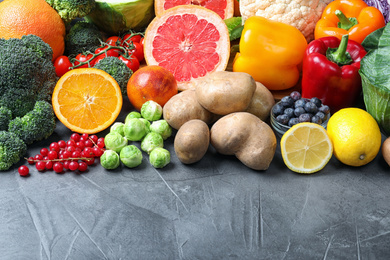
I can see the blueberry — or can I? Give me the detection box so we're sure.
[276,114,289,125]
[280,96,294,107]
[284,107,294,118]
[319,105,330,114]
[294,98,307,108]
[304,102,318,114]
[294,107,306,117]
[272,103,284,116]
[288,117,300,127]
[290,91,301,101]
[298,113,312,122]
[310,97,322,107]
[315,111,326,121]
[311,115,322,124]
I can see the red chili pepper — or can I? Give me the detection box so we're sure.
[301,35,367,113]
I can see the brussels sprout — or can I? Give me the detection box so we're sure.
[110,122,125,136]
[104,132,128,153]
[139,118,151,132]
[140,100,163,121]
[120,145,143,168]
[150,120,172,140]
[100,150,120,170]
[125,111,142,124]
[141,132,164,154]
[149,147,170,168]
[124,118,148,141]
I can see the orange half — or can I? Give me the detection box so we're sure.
[52,68,123,134]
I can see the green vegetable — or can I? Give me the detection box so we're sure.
[150,120,172,140]
[125,111,142,124]
[139,118,151,134]
[120,145,143,168]
[65,20,103,56]
[0,107,12,131]
[224,17,244,41]
[100,149,120,169]
[45,0,96,23]
[141,132,164,154]
[0,35,57,118]
[149,147,170,168]
[8,101,57,145]
[359,24,390,135]
[104,132,128,153]
[110,122,125,136]
[124,118,148,141]
[85,0,155,35]
[0,131,27,171]
[94,56,132,95]
[140,101,163,121]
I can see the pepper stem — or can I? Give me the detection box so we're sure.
[326,34,353,66]
[336,10,358,31]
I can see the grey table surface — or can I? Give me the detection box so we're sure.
[0,96,389,260]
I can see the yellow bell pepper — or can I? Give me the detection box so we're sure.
[233,16,308,91]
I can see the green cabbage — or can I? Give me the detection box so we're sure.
[85,0,155,35]
[360,24,390,135]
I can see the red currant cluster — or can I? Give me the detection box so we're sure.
[18,133,105,176]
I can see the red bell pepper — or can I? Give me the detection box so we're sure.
[301,34,367,113]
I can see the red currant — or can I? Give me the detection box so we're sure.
[48,150,58,160]
[76,141,85,150]
[58,140,67,149]
[50,142,60,152]
[63,160,70,170]
[68,161,79,171]
[72,150,81,159]
[34,154,43,161]
[85,157,95,165]
[35,161,46,171]
[45,161,53,170]
[89,135,98,143]
[70,133,81,142]
[66,145,76,153]
[40,148,49,157]
[84,139,93,147]
[66,139,76,147]
[78,161,88,172]
[81,133,89,140]
[93,146,104,157]
[53,162,64,173]
[27,157,35,165]
[83,147,94,157]
[18,165,29,177]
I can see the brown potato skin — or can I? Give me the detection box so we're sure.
[210,112,276,170]
[174,120,210,164]
[163,89,215,130]
[382,137,390,166]
[246,82,275,121]
[195,71,256,115]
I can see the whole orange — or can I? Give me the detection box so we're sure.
[0,0,66,61]
[127,65,178,111]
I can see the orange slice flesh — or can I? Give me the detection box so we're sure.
[52,68,123,134]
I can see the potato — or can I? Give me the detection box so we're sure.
[174,120,210,164]
[195,71,256,115]
[210,112,276,170]
[382,137,390,166]
[245,82,275,121]
[163,89,215,130]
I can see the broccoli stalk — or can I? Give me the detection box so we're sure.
[45,0,96,23]
[0,131,27,171]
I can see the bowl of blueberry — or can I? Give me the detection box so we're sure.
[271,91,331,137]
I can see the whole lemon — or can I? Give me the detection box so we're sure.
[327,108,381,166]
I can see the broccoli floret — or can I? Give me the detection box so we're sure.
[65,20,103,56]
[0,131,27,171]
[0,35,58,118]
[0,107,12,131]
[45,0,96,23]
[94,56,132,95]
[8,101,56,145]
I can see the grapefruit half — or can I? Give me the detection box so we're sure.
[144,5,230,91]
[154,0,234,20]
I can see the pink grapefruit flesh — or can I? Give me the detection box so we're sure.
[155,0,234,20]
[144,5,230,90]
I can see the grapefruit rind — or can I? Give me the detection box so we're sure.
[154,0,234,20]
[144,5,230,90]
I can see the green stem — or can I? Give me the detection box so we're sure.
[336,10,358,31]
[326,34,353,66]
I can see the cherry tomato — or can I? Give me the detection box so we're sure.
[140,37,144,46]
[91,46,121,66]
[122,33,142,47]
[128,42,144,62]
[74,53,93,68]
[53,55,73,77]
[118,55,140,72]
[92,55,106,66]
[105,36,121,46]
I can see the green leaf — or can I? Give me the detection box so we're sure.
[224,17,243,41]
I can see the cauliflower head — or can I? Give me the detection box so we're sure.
[240,0,334,41]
